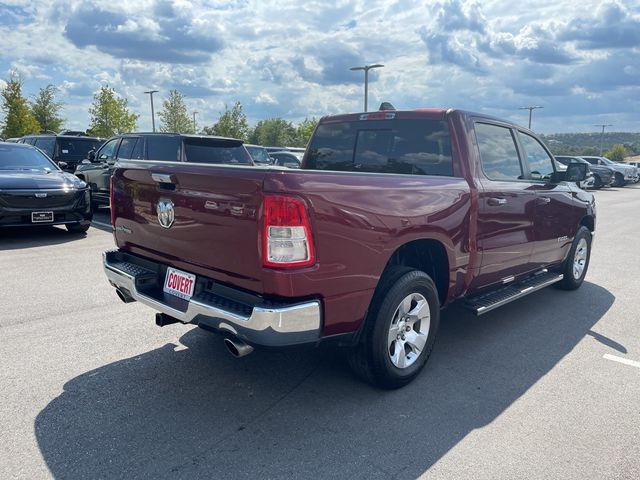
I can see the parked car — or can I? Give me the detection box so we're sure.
[0,142,92,231]
[103,107,595,389]
[269,151,301,168]
[581,156,638,186]
[555,155,613,188]
[75,133,253,208]
[18,133,104,173]
[4,137,21,143]
[244,144,272,165]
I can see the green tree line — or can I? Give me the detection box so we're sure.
[1,75,317,146]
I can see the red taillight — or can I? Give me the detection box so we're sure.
[262,195,315,268]
[109,175,116,226]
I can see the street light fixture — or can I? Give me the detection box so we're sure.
[350,64,384,112]
[519,105,543,129]
[595,124,613,156]
[193,111,198,133]
[143,90,159,132]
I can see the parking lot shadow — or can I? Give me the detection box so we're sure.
[0,226,86,250]
[35,282,614,479]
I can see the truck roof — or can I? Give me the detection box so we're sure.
[319,108,529,131]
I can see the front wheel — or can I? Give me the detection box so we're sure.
[593,175,603,189]
[614,172,625,187]
[348,268,440,389]
[557,226,592,290]
[66,222,90,234]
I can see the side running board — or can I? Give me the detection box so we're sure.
[464,270,564,316]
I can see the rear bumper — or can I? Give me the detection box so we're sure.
[103,250,322,347]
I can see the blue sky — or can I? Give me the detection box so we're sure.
[0,0,638,134]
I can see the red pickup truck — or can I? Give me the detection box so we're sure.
[103,108,595,388]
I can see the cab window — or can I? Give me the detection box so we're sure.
[518,132,555,180]
[475,123,523,181]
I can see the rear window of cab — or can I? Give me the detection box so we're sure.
[306,119,453,176]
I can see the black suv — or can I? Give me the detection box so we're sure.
[19,133,104,173]
[74,133,253,207]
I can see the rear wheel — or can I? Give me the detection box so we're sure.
[348,268,440,389]
[557,226,591,290]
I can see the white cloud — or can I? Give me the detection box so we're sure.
[254,93,277,105]
[0,0,637,133]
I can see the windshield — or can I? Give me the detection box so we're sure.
[572,157,590,164]
[599,157,615,165]
[0,145,58,171]
[245,146,271,164]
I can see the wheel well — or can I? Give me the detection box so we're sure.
[383,240,449,304]
[580,215,594,232]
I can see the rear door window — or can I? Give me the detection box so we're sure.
[146,136,181,161]
[475,123,523,181]
[183,138,252,164]
[116,137,138,159]
[306,119,453,176]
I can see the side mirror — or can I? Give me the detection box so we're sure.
[87,150,96,161]
[81,159,91,165]
[58,161,68,170]
[566,163,588,182]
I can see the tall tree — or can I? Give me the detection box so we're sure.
[158,90,193,134]
[202,101,249,140]
[248,118,296,146]
[87,86,138,137]
[0,73,40,138]
[294,117,318,147]
[31,85,64,133]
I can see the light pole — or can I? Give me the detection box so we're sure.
[350,64,384,112]
[143,90,158,132]
[519,105,543,129]
[595,124,613,156]
[192,111,198,133]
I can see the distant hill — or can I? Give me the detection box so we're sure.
[540,132,640,156]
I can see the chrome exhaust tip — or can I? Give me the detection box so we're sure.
[115,287,135,303]
[224,337,254,358]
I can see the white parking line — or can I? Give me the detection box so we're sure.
[603,353,640,369]
[92,220,113,230]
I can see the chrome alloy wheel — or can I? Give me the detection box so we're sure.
[573,238,588,280]
[387,293,431,369]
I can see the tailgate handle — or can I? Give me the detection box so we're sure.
[151,173,175,184]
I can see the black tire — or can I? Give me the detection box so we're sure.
[593,175,603,189]
[348,267,440,389]
[614,172,625,187]
[556,226,591,290]
[66,222,90,234]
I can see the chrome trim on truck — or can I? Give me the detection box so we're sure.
[102,250,322,347]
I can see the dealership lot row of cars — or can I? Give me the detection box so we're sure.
[0,130,638,231]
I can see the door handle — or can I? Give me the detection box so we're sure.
[151,173,174,184]
[537,196,551,205]
[488,197,507,206]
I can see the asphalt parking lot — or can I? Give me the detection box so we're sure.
[1,187,639,480]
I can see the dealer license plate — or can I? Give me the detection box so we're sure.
[31,211,54,223]
[163,267,196,300]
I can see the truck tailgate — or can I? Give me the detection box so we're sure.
[112,161,267,293]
